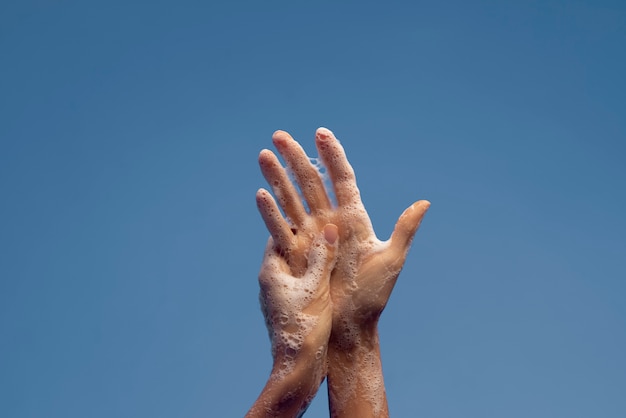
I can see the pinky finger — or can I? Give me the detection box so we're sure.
[256,188,294,251]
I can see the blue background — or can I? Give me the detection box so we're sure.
[1,1,625,417]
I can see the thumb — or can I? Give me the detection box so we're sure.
[389,200,430,255]
[305,224,339,279]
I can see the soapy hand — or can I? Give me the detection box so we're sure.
[256,224,338,364]
[248,127,429,417]
[264,128,429,417]
[267,128,430,335]
[246,183,338,417]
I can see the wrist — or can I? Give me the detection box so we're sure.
[329,315,379,354]
[271,340,328,381]
[246,345,327,418]
[268,313,330,370]
[327,325,389,418]
[257,346,326,418]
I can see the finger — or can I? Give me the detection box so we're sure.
[315,127,363,208]
[305,224,339,281]
[272,130,332,214]
[389,200,430,255]
[256,188,295,251]
[259,149,308,226]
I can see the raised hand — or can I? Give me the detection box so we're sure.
[314,128,430,330]
[246,186,338,417]
[265,128,430,417]
[257,224,338,370]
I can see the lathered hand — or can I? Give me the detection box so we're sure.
[265,128,429,417]
[246,142,339,417]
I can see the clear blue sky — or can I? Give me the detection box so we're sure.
[1,1,625,417]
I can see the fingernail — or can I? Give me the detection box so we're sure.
[272,130,292,147]
[323,224,338,244]
[316,127,333,141]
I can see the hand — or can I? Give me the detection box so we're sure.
[314,128,430,340]
[266,128,430,417]
[257,225,338,368]
[246,160,339,417]
[268,128,429,337]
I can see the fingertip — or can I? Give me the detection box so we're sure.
[272,130,293,147]
[259,148,272,160]
[316,127,335,141]
[256,187,269,198]
[258,149,275,169]
[414,199,431,213]
[256,188,272,208]
[315,126,334,137]
[323,223,338,245]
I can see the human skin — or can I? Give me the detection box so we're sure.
[259,128,430,417]
[245,207,339,416]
